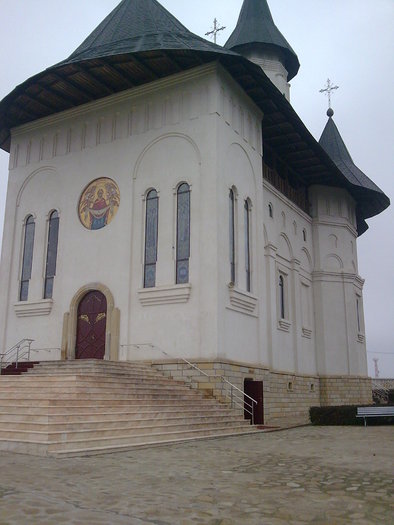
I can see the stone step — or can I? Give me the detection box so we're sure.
[0,399,226,414]
[0,419,252,442]
[0,407,236,424]
[0,427,261,457]
[26,366,165,375]
[0,383,192,395]
[0,398,219,414]
[0,374,180,385]
[0,359,253,456]
[0,414,246,432]
[0,390,204,400]
[28,361,162,373]
[47,425,258,453]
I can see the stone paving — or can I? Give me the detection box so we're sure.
[0,426,393,524]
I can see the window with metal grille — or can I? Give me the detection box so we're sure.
[44,211,59,299]
[20,215,35,301]
[176,183,190,284]
[144,190,159,288]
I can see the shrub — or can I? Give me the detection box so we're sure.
[309,405,361,425]
[309,405,394,426]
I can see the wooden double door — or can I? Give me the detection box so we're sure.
[76,291,107,360]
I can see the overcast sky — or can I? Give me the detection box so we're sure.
[0,0,393,377]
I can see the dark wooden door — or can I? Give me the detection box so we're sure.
[244,379,264,425]
[76,291,107,360]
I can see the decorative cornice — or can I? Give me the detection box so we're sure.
[138,284,191,306]
[14,299,53,317]
[312,217,357,237]
[313,270,365,287]
[11,64,218,138]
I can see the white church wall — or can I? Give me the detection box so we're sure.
[263,180,317,375]
[214,67,264,366]
[0,60,369,388]
[0,63,266,363]
[309,185,367,377]
[1,65,221,357]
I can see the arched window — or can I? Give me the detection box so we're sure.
[20,215,35,301]
[144,189,159,288]
[279,275,285,319]
[268,203,273,218]
[303,229,307,242]
[176,183,190,284]
[229,189,236,283]
[244,199,251,292]
[44,211,60,299]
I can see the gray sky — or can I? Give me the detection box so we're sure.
[0,0,393,377]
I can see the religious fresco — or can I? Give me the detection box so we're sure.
[79,178,120,230]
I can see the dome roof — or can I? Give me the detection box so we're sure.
[225,0,300,81]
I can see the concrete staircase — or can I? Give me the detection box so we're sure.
[0,360,258,457]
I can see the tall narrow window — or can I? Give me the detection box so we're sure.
[356,298,361,333]
[229,189,236,283]
[279,275,285,319]
[44,211,59,299]
[20,215,35,301]
[244,200,251,292]
[144,189,159,288]
[176,183,190,284]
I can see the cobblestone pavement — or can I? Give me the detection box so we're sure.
[0,426,393,525]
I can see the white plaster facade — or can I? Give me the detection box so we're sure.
[0,62,370,419]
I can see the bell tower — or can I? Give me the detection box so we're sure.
[225,0,300,101]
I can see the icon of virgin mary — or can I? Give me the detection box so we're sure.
[79,178,120,230]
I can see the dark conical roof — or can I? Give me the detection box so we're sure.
[319,113,390,233]
[63,0,227,63]
[225,0,300,81]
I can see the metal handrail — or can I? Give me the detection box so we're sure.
[0,339,34,373]
[122,342,258,424]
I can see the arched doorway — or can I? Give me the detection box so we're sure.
[76,291,107,359]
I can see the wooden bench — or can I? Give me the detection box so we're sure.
[357,406,394,426]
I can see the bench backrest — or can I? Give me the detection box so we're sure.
[357,406,394,416]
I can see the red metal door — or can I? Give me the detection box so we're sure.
[76,291,107,360]
[244,379,264,425]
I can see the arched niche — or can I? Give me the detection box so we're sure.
[277,233,293,261]
[324,254,344,271]
[62,283,120,362]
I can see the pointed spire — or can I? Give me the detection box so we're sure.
[319,113,384,195]
[225,0,299,80]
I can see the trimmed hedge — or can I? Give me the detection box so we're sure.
[309,405,394,426]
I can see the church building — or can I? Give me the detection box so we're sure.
[0,0,389,426]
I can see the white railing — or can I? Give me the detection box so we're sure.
[0,339,34,373]
[122,343,258,424]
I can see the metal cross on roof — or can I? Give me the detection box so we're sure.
[319,79,339,109]
[205,18,226,44]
